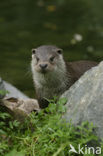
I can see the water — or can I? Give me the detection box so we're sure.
[0,0,103,97]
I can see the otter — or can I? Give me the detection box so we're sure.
[31,45,98,108]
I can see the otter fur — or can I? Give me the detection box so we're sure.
[31,45,98,108]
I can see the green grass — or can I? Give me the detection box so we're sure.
[0,98,102,156]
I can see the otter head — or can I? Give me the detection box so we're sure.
[31,45,63,74]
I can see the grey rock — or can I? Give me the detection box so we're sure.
[5,81,29,99]
[0,78,5,98]
[0,77,29,99]
[3,81,29,99]
[0,78,40,121]
[62,61,103,138]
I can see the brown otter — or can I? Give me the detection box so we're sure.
[31,45,98,108]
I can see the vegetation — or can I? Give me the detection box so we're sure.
[0,1,103,155]
[0,90,9,97]
[0,98,102,156]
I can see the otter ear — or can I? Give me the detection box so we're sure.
[32,49,36,55]
[57,48,63,54]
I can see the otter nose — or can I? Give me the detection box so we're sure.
[39,64,48,69]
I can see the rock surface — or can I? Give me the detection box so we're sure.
[0,78,5,98]
[4,81,29,99]
[0,77,28,99]
[0,78,40,121]
[62,61,103,138]
[0,98,40,121]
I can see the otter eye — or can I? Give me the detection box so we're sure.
[57,49,63,54]
[50,56,55,62]
[32,49,36,55]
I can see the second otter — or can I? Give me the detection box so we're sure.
[31,45,97,108]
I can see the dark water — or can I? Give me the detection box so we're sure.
[0,0,103,97]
